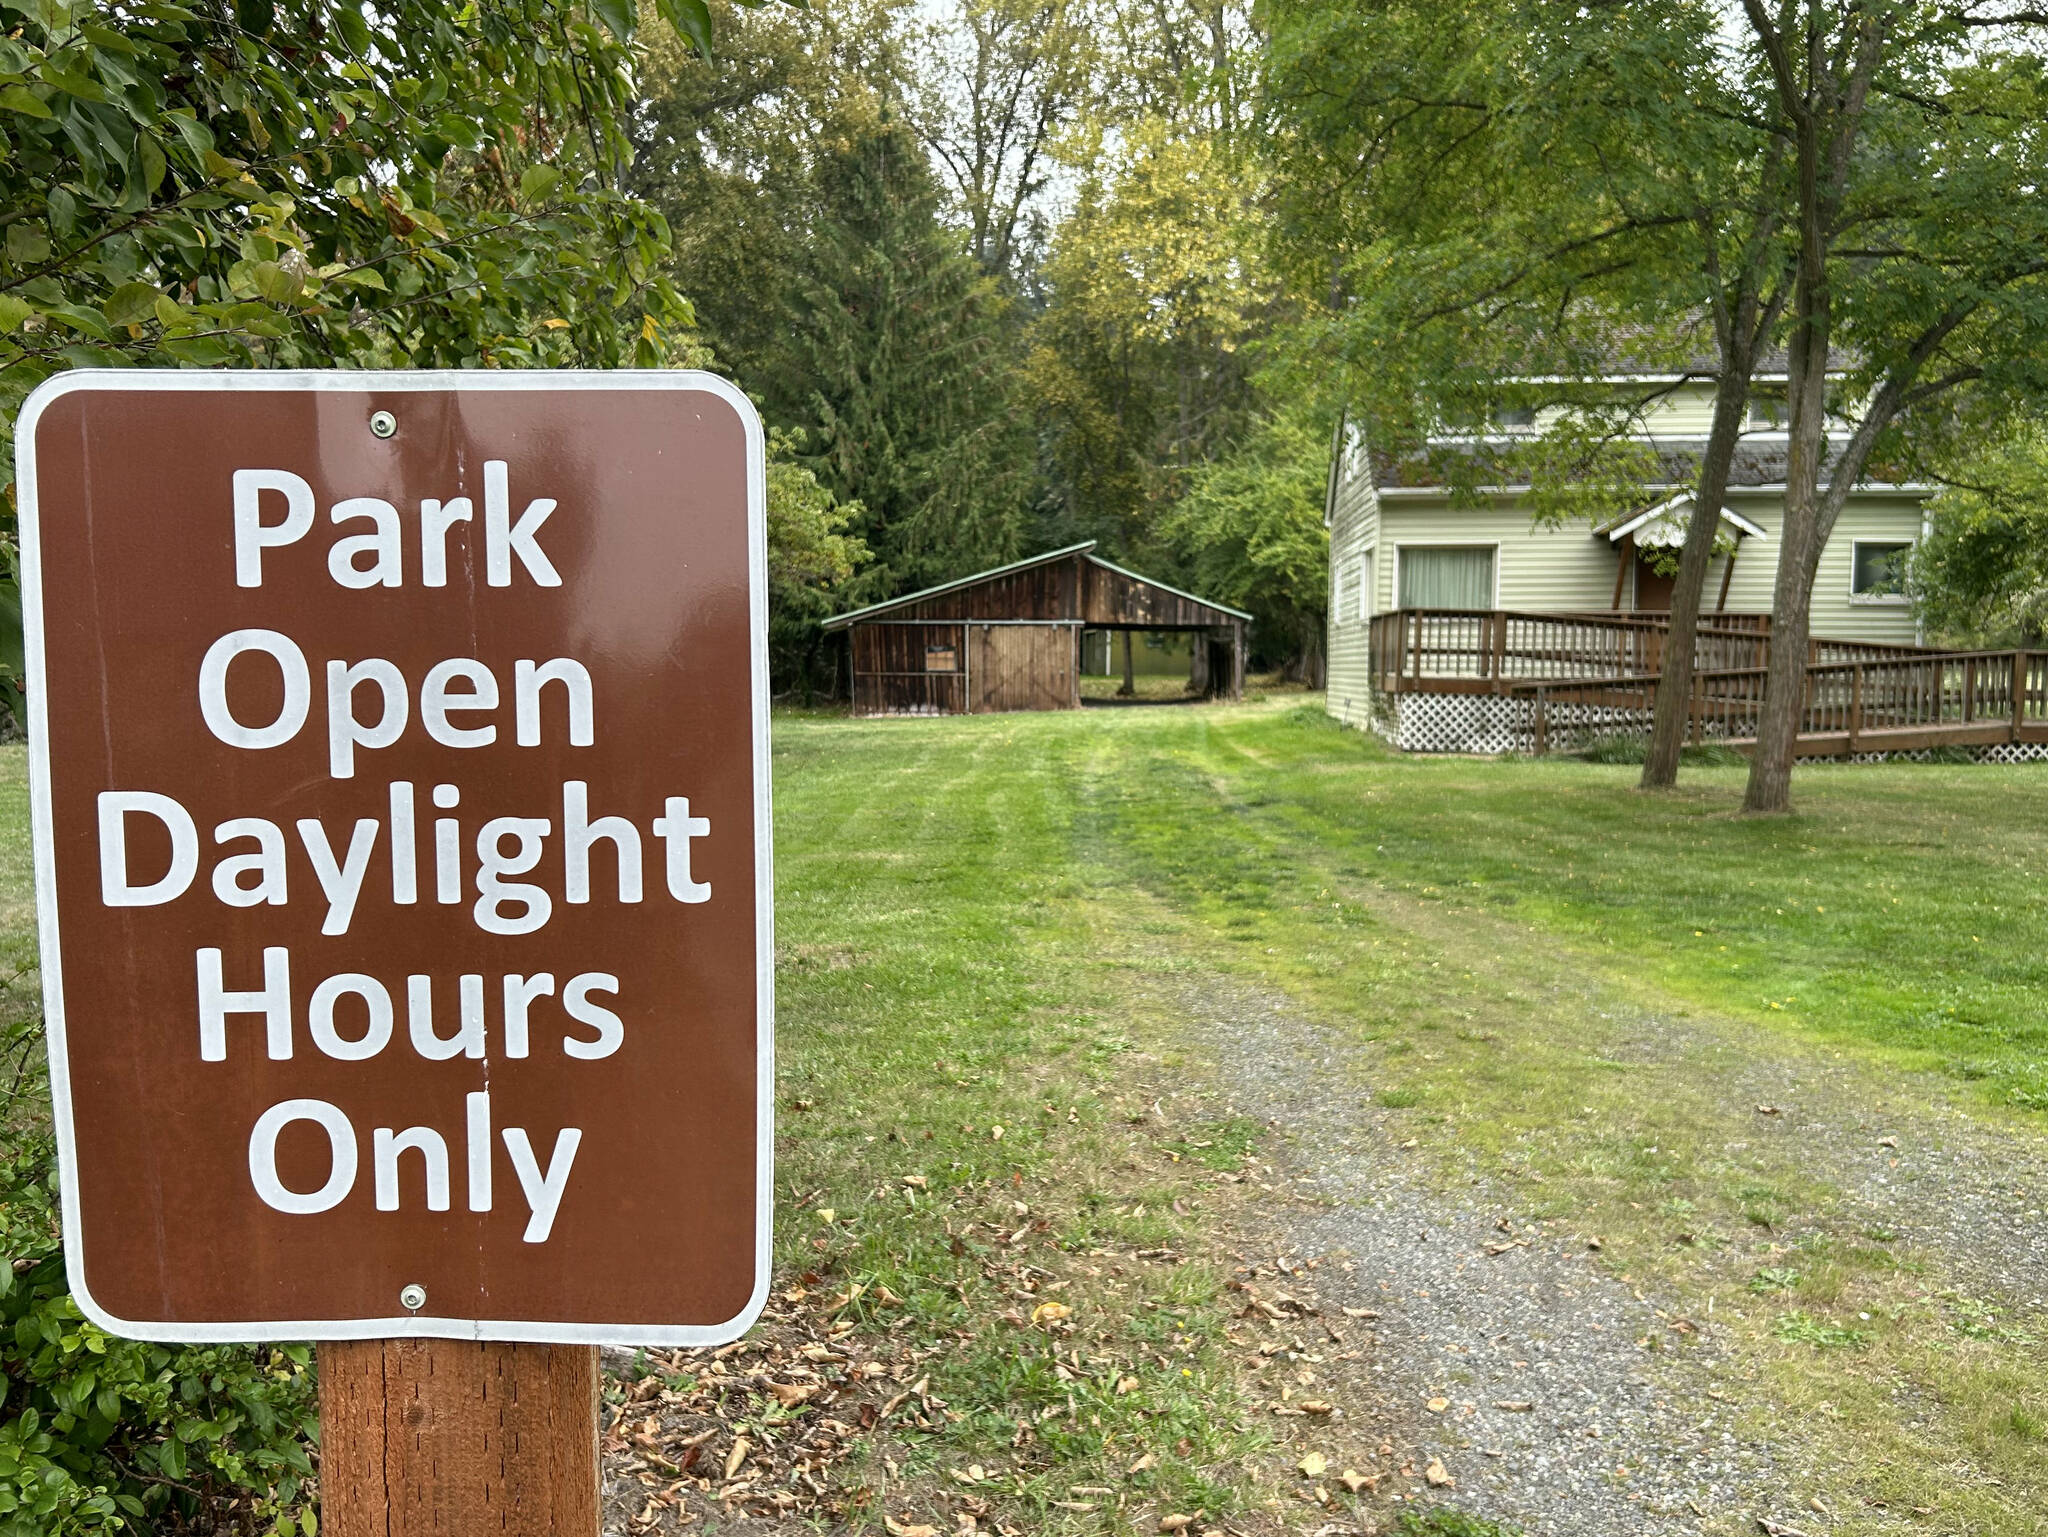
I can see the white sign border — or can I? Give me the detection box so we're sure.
[17,368,774,1348]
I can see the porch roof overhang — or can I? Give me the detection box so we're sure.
[1594,495,1767,549]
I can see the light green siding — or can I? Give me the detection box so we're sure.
[1373,498,1622,614]
[1324,424,1380,727]
[1365,488,1924,645]
[1325,467,1927,728]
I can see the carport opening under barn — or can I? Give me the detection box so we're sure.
[824,542,1251,716]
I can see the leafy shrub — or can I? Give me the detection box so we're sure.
[1771,1309,1870,1350]
[1573,733,1647,764]
[0,1135,317,1535]
[1390,1508,1519,1535]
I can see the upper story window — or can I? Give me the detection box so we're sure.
[1492,405,1536,429]
[1342,420,1369,482]
[1850,540,1912,601]
[1747,394,1786,428]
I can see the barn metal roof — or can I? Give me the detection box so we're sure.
[820,542,1252,629]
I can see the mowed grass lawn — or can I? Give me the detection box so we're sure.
[771,703,2048,1533]
[5,702,2045,1534]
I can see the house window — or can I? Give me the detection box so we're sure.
[1850,540,1911,601]
[1493,405,1536,429]
[925,644,958,672]
[1748,395,1786,428]
[1343,420,1368,481]
[1398,546,1494,609]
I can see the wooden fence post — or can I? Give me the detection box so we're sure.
[320,1341,601,1537]
[1533,687,1548,757]
[1490,612,1508,692]
[2014,651,2028,738]
[1849,664,1863,753]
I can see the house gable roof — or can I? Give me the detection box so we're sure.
[1595,496,1768,545]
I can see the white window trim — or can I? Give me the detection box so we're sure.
[1847,537,1914,605]
[1358,548,1375,624]
[1392,541,1502,610]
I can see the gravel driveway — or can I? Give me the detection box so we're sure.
[1166,942,2048,1537]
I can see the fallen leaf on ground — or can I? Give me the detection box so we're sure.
[1339,1469,1376,1493]
[1425,1459,1454,1488]
[1030,1301,1071,1325]
[885,1519,939,1537]
[723,1437,750,1480]
[1298,1452,1328,1477]
[1426,1397,1449,1413]
[1493,1400,1534,1412]
[1158,1517,1195,1534]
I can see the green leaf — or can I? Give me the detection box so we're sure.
[656,0,713,55]
[518,163,561,204]
[334,3,371,54]
[6,224,50,264]
[234,0,274,36]
[249,260,300,304]
[0,84,50,118]
[587,0,634,42]
[334,266,386,290]
[36,61,103,102]
[0,295,30,334]
[101,281,158,326]
[136,132,166,194]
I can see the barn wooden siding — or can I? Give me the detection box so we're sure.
[828,544,1250,718]
[850,622,966,716]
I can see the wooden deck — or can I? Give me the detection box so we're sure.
[1368,610,2041,758]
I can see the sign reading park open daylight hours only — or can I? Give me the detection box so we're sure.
[18,371,772,1346]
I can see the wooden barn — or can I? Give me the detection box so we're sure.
[823,542,1251,716]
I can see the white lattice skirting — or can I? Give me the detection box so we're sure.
[1365,690,1654,756]
[1358,688,2048,763]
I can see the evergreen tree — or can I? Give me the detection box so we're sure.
[764,115,1033,594]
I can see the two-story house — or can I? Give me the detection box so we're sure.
[1324,370,1931,742]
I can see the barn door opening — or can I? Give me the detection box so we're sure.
[969,624,1076,713]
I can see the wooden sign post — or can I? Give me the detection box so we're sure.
[319,1341,599,1537]
[17,371,773,1534]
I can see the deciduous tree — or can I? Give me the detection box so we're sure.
[1732,0,2048,812]
[1261,0,1797,790]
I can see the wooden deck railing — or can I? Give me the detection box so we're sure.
[1369,608,1941,695]
[1509,650,2048,757]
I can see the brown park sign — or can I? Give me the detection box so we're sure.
[18,371,771,1346]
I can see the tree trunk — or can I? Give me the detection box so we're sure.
[1745,106,1834,814]
[1118,631,1135,696]
[1744,511,1821,811]
[1641,363,1754,788]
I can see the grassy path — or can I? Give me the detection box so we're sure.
[1049,702,2048,1534]
[753,703,2048,1537]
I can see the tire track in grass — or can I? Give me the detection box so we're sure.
[1068,704,2048,1533]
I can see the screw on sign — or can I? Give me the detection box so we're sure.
[16,371,774,1536]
